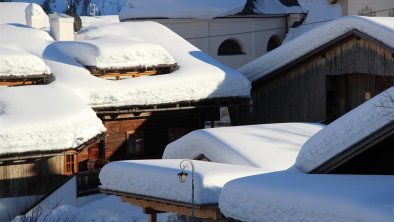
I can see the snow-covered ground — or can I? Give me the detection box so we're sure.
[239,16,394,82]
[13,194,178,222]
[296,87,394,173]
[163,123,324,171]
[219,170,394,222]
[100,160,265,204]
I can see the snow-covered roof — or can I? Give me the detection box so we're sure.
[0,2,49,28]
[50,38,176,70]
[296,88,394,173]
[283,0,341,42]
[99,160,265,204]
[0,85,106,157]
[44,21,250,108]
[0,2,30,25]
[219,171,394,222]
[119,0,305,20]
[0,24,53,56]
[119,0,247,20]
[239,16,394,83]
[0,47,51,76]
[163,123,323,171]
[253,0,302,14]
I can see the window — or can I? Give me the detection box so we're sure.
[168,128,185,143]
[126,131,144,156]
[65,153,77,175]
[218,39,245,56]
[88,143,99,159]
[267,35,282,52]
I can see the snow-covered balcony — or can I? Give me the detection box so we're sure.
[99,159,265,221]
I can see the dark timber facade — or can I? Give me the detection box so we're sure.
[92,98,250,162]
[251,30,394,123]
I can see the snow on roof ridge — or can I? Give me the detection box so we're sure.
[119,0,248,20]
[296,87,394,173]
[163,123,324,170]
[238,16,394,82]
[49,38,177,69]
[0,47,51,76]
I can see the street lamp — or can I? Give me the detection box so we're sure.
[178,159,195,222]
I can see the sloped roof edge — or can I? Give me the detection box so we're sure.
[252,28,394,87]
[239,16,394,85]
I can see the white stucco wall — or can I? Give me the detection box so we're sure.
[151,17,287,69]
[341,0,394,16]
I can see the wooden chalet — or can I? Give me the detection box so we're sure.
[92,97,249,163]
[245,19,394,124]
[0,133,104,198]
[83,56,250,164]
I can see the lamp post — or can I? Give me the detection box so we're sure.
[178,160,195,222]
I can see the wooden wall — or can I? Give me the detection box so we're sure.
[0,156,67,197]
[100,108,219,161]
[252,35,394,123]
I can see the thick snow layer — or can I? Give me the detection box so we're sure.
[50,38,176,69]
[239,16,394,82]
[284,0,341,42]
[100,160,265,204]
[253,0,302,14]
[0,85,106,156]
[296,88,394,173]
[219,171,394,222]
[119,0,247,20]
[25,3,46,17]
[43,21,250,108]
[80,15,120,28]
[0,24,53,56]
[163,123,323,171]
[0,47,51,76]
[0,3,49,28]
[0,2,29,25]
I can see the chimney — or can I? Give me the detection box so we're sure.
[25,3,48,29]
[49,13,75,41]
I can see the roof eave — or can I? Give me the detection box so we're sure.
[0,132,106,163]
[310,122,394,174]
[252,29,394,87]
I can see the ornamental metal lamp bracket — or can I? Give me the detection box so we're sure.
[178,159,195,222]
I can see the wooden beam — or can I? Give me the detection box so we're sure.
[101,190,224,220]
[120,196,222,220]
[148,213,157,222]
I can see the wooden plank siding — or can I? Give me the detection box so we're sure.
[252,34,394,123]
[100,108,220,162]
[0,156,67,197]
